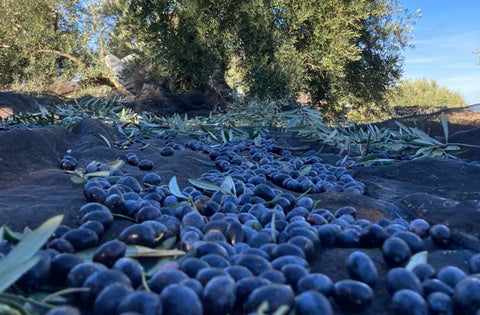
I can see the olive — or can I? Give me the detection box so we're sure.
[46,306,80,315]
[334,206,357,219]
[160,147,174,156]
[243,248,270,260]
[48,238,74,253]
[392,231,425,253]
[391,289,428,315]
[225,265,254,281]
[346,251,378,287]
[196,268,230,286]
[142,173,162,186]
[93,240,126,267]
[427,292,454,315]
[78,203,110,217]
[252,184,275,201]
[226,220,245,244]
[359,223,388,248]
[235,253,273,276]
[93,282,133,315]
[259,269,286,284]
[118,176,143,193]
[50,253,83,284]
[271,243,306,260]
[84,186,107,203]
[117,290,162,315]
[180,278,204,297]
[17,250,51,291]
[80,221,105,239]
[244,283,295,314]
[155,215,181,237]
[66,262,108,288]
[159,284,203,315]
[60,155,78,170]
[382,236,411,267]
[337,228,361,247]
[126,153,139,165]
[437,266,467,288]
[412,263,436,282]
[203,276,236,315]
[147,269,188,294]
[141,221,168,242]
[80,210,114,229]
[429,224,451,248]
[135,206,162,223]
[194,241,229,258]
[124,200,141,217]
[409,218,431,238]
[180,231,203,251]
[297,273,334,296]
[386,268,423,295]
[271,255,309,270]
[180,258,209,278]
[281,264,308,291]
[104,194,126,213]
[288,236,315,260]
[82,269,131,303]
[247,231,273,248]
[332,280,374,312]
[423,279,454,296]
[235,277,271,308]
[296,197,314,210]
[295,291,333,315]
[200,253,231,269]
[454,277,480,314]
[113,257,144,288]
[317,224,340,247]
[470,253,480,274]
[119,224,155,247]
[138,159,154,171]
[182,211,205,230]
[62,229,98,252]
[376,218,391,227]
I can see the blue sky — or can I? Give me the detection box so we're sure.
[400,0,480,104]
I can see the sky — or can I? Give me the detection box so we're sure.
[400,0,480,105]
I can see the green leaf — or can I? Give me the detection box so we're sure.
[84,171,111,178]
[0,215,63,293]
[106,160,124,170]
[98,134,111,148]
[125,246,185,258]
[441,111,449,143]
[188,179,222,192]
[299,165,312,176]
[168,176,188,199]
[220,176,236,195]
[254,135,262,147]
[406,251,428,271]
[191,157,215,167]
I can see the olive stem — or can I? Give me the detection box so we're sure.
[40,287,90,303]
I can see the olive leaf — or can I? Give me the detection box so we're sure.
[406,251,428,271]
[188,179,222,192]
[168,176,189,199]
[441,111,449,143]
[74,245,185,261]
[299,165,312,176]
[220,176,236,195]
[0,215,64,293]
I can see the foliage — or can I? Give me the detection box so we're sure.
[388,79,468,108]
[121,0,416,114]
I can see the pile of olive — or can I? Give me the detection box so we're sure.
[2,135,478,314]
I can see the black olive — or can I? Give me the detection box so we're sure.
[203,276,236,315]
[386,268,423,295]
[158,284,202,315]
[281,263,308,291]
[119,224,156,247]
[337,228,361,247]
[62,228,99,251]
[295,291,333,315]
[60,155,78,170]
[138,159,154,171]
[271,243,306,260]
[78,203,110,217]
[82,269,131,303]
[297,273,334,297]
[288,236,315,260]
[346,251,378,287]
[437,266,467,288]
[409,218,431,238]
[117,290,162,315]
[80,210,114,229]
[332,280,374,312]
[423,279,454,296]
[382,236,411,267]
[271,255,309,270]
[469,253,480,274]
[392,231,425,253]
[50,253,83,285]
[104,193,126,213]
[429,224,451,248]
[334,206,357,219]
[147,269,189,294]
[200,253,231,269]
[160,147,174,156]
[259,269,286,284]
[93,282,133,315]
[427,292,454,315]
[48,238,74,253]
[126,153,139,165]
[182,211,205,230]
[244,283,295,314]
[135,206,162,223]
[391,289,428,315]
[180,258,210,278]
[253,184,275,201]
[93,240,126,267]
[235,253,273,276]
[412,263,436,282]
[66,262,108,288]
[196,268,230,286]
[453,277,480,314]
[118,176,143,193]
[194,241,229,258]
[359,223,388,248]
[113,257,144,288]
[317,224,340,247]
[84,186,107,203]
[80,220,105,239]
[180,278,204,297]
